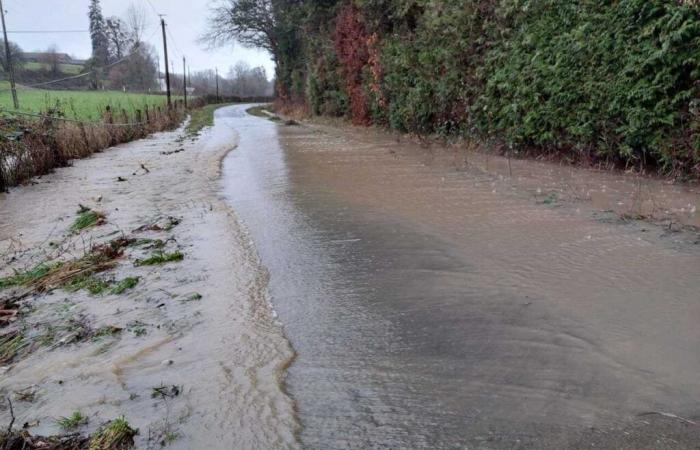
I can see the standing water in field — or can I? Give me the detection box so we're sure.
[221,105,700,449]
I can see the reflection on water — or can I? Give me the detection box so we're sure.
[221,105,700,449]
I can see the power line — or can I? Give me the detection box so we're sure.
[7,30,90,34]
[165,27,183,60]
[143,0,160,17]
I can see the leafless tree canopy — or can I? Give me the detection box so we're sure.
[39,45,61,74]
[125,3,149,46]
[201,0,277,56]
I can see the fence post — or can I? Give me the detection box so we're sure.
[135,109,142,125]
[105,106,113,125]
[144,107,150,124]
[0,151,5,192]
[121,109,129,125]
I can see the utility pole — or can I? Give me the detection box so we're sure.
[182,56,187,108]
[215,67,219,102]
[160,17,171,108]
[0,0,19,109]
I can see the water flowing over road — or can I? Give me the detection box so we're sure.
[219,105,700,449]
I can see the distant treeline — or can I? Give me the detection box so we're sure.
[209,0,700,176]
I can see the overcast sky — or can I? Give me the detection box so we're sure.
[3,0,275,78]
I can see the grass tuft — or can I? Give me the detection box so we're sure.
[134,251,184,267]
[110,277,140,295]
[70,209,106,232]
[56,411,88,430]
[89,417,137,450]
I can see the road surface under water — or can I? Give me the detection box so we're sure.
[219,105,700,449]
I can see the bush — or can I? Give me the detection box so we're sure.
[474,0,700,173]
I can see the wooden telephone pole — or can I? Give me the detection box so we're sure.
[0,0,19,109]
[182,56,187,108]
[215,67,219,102]
[160,17,171,107]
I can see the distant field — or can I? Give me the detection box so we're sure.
[0,82,176,121]
[24,62,84,75]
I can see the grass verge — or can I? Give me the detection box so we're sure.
[246,104,280,121]
[186,104,228,136]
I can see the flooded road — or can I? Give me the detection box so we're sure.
[221,105,700,449]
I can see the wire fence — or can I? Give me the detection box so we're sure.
[0,98,188,128]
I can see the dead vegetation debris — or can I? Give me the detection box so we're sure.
[0,430,89,450]
[0,237,132,298]
[160,149,184,156]
[0,299,19,327]
[150,384,180,400]
[132,217,181,233]
[0,417,136,450]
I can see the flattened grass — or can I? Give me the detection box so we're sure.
[89,417,137,450]
[134,251,183,267]
[70,209,105,232]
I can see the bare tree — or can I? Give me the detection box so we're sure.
[125,3,149,47]
[227,61,271,97]
[0,40,24,73]
[39,45,61,74]
[202,0,278,57]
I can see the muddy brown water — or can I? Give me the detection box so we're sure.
[220,105,700,449]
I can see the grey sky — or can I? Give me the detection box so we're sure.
[3,0,275,78]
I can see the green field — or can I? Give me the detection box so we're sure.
[0,81,176,121]
[24,62,84,75]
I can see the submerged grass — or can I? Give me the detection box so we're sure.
[70,209,105,232]
[63,275,111,295]
[110,277,139,295]
[0,263,58,289]
[134,251,183,267]
[1,237,130,294]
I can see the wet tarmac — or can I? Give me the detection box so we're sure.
[221,105,700,449]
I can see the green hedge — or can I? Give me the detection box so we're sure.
[281,0,700,175]
[475,0,700,172]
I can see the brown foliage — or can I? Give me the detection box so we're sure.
[333,4,371,125]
